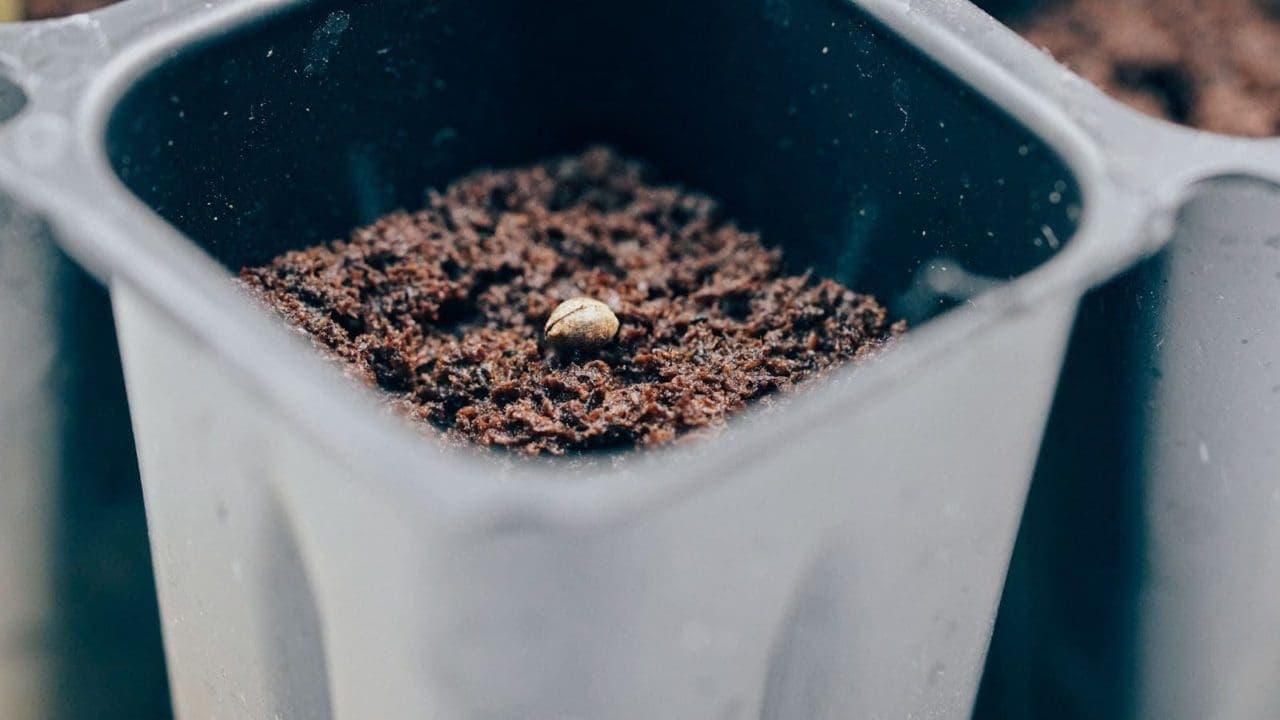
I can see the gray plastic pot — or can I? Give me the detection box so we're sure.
[980,176,1280,720]
[0,187,62,720]
[966,2,1280,719]
[1131,177,1280,719]
[0,0,1275,718]
[0,64,165,720]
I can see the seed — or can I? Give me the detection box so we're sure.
[545,297,619,350]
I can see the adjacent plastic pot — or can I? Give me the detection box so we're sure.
[968,2,1280,719]
[1131,177,1280,719]
[979,176,1280,720]
[0,189,62,720]
[0,62,164,720]
[0,0,1275,718]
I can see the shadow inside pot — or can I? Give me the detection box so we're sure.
[107,0,1083,332]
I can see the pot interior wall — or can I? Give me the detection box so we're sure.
[107,0,1080,325]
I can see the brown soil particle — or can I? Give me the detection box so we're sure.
[1014,0,1280,136]
[240,148,904,456]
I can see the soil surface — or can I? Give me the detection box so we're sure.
[240,148,904,456]
[22,0,119,19]
[1014,0,1280,136]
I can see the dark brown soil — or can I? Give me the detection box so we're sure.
[22,0,119,19]
[1014,0,1280,136]
[240,148,904,456]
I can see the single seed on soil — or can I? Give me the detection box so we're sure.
[545,297,619,350]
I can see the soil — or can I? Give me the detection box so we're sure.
[1013,0,1280,136]
[22,0,119,19]
[240,148,904,456]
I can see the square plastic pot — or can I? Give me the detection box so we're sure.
[5,0,1271,718]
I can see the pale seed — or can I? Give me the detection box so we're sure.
[544,297,619,350]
